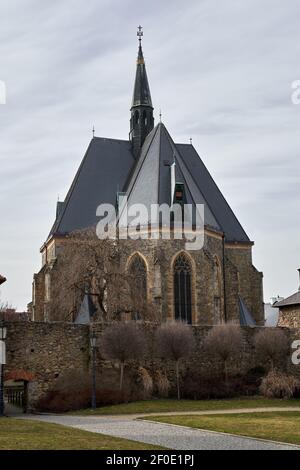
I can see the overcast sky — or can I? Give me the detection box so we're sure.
[0,0,300,310]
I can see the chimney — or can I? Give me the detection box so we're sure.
[298,268,300,291]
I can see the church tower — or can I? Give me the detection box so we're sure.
[130,26,154,157]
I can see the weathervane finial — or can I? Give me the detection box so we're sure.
[92,126,95,138]
[137,25,143,43]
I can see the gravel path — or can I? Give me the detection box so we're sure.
[18,414,300,450]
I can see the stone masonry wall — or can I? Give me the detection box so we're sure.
[278,306,300,328]
[3,321,300,411]
[33,231,265,326]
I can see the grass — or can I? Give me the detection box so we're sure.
[143,411,300,446]
[0,418,164,450]
[71,397,300,416]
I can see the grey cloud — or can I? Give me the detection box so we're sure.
[0,0,300,308]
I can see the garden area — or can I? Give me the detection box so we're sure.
[34,323,300,413]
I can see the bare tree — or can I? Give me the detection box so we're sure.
[47,228,157,322]
[155,322,195,400]
[253,328,289,371]
[100,322,146,390]
[203,324,243,383]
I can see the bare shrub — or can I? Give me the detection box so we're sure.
[155,322,195,400]
[35,369,140,412]
[182,366,266,400]
[101,323,146,390]
[152,370,171,398]
[203,324,243,382]
[253,328,289,370]
[136,367,153,398]
[260,370,300,399]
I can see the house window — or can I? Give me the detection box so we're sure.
[173,253,192,324]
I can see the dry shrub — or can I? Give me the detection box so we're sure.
[34,369,141,412]
[155,322,195,399]
[101,322,146,390]
[203,324,243,382]
[260,370,300,399]
[135,367,153,398]
[254,328,289,370]
[152,370,171,398]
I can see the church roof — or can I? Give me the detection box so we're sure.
[273,291,300,308]
[49,122,250,243]
[48,31,250,244]
[239,296,256,326]
[123,123,249,241]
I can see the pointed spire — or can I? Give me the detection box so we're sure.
[130,26,154,157]
[131,26,153,109]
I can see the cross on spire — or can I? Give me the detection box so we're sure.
[137,25,143,43]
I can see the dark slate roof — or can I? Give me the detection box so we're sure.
[49,137,134,237]
[239,296,256,326]
[74,294,97,325]
[122,123,250,241]
[49,122,250,243]
[177,142,250,242]
[273,291,300,308]
[131,43,153,109]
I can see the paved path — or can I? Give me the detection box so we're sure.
[18,413,300,450]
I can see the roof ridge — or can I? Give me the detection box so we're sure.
[93,136,129,143]
[124,124,160,199]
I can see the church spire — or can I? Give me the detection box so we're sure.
[130,26,154,157]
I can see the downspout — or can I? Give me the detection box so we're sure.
[222,234,227,323]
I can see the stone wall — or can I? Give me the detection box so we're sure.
[3,321,300,411]
[33,230,265,326]
[278,306,300,328]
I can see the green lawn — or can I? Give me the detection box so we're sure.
[0,418,163,450]
[144,411,300,446]
[72,397,300,416]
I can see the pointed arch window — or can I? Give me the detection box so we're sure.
[173,253,192,324]
[213,256,222,323]
[143,110,147,126]
[128,254,147,319]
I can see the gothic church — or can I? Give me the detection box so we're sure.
[32,30,264,326]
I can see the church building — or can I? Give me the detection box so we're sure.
[32,29,264,326]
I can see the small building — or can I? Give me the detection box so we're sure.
[274,269,300,327]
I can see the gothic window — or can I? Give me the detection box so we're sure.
[213,257,222,323]
[173,253,192,324]
[143,110,147,126]
[45,273,51,302]
[134,110,139,125]
[128,254,147,319]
